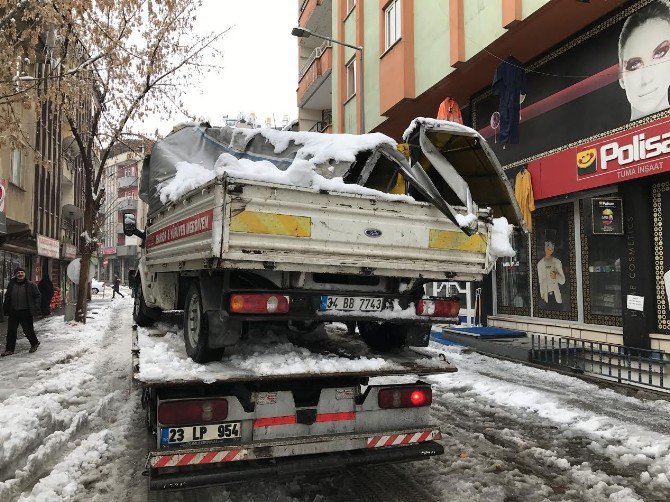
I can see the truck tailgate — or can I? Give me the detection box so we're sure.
[223,180,491,280]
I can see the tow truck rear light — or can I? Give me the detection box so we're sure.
[157,399,228,425]
[229,294,290,314]
[415,298,460,318]
[378,387,432,409]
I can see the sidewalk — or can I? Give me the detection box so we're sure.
[431,325,670,396]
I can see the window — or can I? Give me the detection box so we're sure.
[10,148,23,187]
[346,58,356,99]
[384,0,401,50]
[347,0,355,13]
[581,197,623,324]
[497,228,531,314]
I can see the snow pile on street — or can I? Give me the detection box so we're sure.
[489,217,516,258]
[418,343,670,501]
[157,127,413,204]
[136,326,399,384]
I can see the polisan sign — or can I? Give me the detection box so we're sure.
[528,117,670,200]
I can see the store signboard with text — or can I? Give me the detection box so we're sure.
[530,117,670,200]
[37,234,60,259]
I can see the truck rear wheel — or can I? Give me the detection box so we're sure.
[184,283,224,363]
[358,322,408,352]
[133,283,156,327]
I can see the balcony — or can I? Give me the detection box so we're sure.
[117,176,137,189]
[297,41,332,109]
[298,0,331,33]
[116,198,138,211]
[116,245,138,257]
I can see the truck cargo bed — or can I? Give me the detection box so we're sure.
[132,323,456,387]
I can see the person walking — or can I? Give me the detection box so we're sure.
[2,267,41,356]
[112,275,125,299]
[38,274,55,316]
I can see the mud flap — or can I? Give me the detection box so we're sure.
[406,324,431,347]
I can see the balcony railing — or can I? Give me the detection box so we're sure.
[299,40,331,81]
[308,121,332,133]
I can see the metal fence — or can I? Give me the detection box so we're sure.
[531,335,668,392]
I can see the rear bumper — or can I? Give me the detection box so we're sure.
[148,440,444,491]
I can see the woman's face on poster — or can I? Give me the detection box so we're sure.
[619,18,670,120]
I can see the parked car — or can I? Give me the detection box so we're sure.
[91,279,105,295]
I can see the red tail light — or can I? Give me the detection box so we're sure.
[158,399,228,425]
[378,387,432,409]
[415,298,460,318]
[229,294,290,314]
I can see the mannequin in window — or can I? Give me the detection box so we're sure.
[537,240,565,308]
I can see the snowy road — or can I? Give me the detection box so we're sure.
[0,298,669,501]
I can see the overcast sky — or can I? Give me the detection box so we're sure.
[144,1,299,135]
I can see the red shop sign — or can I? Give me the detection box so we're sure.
[529,117,670,200]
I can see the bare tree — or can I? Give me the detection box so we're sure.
[0,0,226,322]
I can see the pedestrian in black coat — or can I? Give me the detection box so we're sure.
[38,274,55,316]
[2,267,41,356]
[112,275,125,299]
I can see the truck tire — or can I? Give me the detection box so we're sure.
[358,322,408,352]
[133,283,156,327]
[184,283,224,363]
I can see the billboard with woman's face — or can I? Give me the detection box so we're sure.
[473,0,670,167]
[619,2,670,120]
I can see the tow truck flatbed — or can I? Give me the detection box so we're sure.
[132,323,456,387]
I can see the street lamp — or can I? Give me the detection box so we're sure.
[292,27,364,134]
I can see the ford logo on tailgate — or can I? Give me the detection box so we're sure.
[364,228,382,238]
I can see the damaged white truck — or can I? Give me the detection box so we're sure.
[125,118,524,363]
[128,118,524,491]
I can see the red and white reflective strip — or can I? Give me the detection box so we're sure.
[149,448,248,469]
[366,430,441,448]
[253,412,356,428]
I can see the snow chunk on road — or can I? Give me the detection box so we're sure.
[137,327,397,384]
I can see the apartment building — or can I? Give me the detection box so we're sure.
[297,0,670,352]
[100,142,148,284]
[0,58,88,310]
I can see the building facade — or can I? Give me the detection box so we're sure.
[300,0,670,352]
[100,143,148,284]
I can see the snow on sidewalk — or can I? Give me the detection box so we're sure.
[0,297,144,502]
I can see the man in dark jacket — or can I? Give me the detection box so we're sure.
[2,267,41,356]
[112,275,125,299]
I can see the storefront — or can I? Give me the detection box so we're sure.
[471,0,670,352]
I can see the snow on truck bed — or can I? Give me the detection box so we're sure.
[133,323,455,385]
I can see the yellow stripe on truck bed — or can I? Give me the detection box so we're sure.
[230,211,311,237]
[429,229,487,253]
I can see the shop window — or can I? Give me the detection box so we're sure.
[496,228,530,316]
[531,203,578,321]
[384,0,401,50]
[346,58,356,99]
[580,197,623,326]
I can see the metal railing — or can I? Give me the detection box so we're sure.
[298,40,331,80]
[531,335,668,391]
[308,121,331,133]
